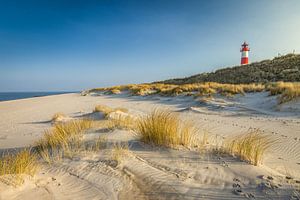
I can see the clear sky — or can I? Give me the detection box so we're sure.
[1,0,300,92]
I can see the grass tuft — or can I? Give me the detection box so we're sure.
[267,82,300,103]
[224,130,275,166]
[35,119,93,163]
[137,109,195,148]
[84,136,107,152]
[0,149,38,176]
[93,105,128,117]
[108,114,136,130]
[111,142,129,164]
[51,112,67,122]
[0,149,39,185]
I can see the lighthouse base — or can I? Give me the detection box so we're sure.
[241,57,249,65]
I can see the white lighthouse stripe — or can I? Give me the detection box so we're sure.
[241,51,248,57]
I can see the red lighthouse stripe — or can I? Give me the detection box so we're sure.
[241,57,248,65]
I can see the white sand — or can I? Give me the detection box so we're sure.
[0,93,299,199]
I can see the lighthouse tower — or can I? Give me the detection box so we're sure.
[240,41,250,65]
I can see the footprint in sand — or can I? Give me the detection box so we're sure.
[232,178,255,198]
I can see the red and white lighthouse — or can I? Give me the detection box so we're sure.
[240,41,250,65]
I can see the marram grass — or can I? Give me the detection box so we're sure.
[94,104,128,117]
[88,82,300,103]
[111,142,129,165]
[35,119,93,163]
[0,149,38,176]
[0,149,39,186]
[137,109,196,148]
[51,112,67,122]
[225,130,276,166]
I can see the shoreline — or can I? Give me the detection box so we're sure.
[0,92,78,103]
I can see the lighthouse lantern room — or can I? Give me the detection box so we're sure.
[240,42,250,65]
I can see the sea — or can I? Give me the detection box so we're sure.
[0,92,77,102]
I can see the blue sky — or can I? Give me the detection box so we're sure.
[1,0,300,91]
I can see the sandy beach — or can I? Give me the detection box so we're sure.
[0,92,299,199]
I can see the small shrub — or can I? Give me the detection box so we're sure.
[224,130,275,166]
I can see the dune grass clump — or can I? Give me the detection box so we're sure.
[137,109,196,148]
[280,85,300,103]
[51,112,67,122]
[0,149,39,185]
[94,105,128,117]
[277,83,300,103]
[111,142,129,164]
[35,119,93,163]
[84,136,107,152]
[94,105,114,115]
[241,83,265,93]
[105,88,121,95]
[267,82,300,103]
[225,130,275,166]
[0,149,38,176]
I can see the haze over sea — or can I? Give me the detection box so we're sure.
[0,92,76,102]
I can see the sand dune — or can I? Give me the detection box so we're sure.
[0,93,300,199]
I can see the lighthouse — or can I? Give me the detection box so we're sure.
[240,41,250,65]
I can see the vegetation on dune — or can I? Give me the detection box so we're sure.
[87,81,300,103]
[0,149,38,176]
[0,149,39,185]
[94,105,128,117]
[161,54,300,84]
[88,82,265,97]
[35,119,93,163]
[51,112,67,122]
[85,54,300,103]
[267,82,300,103]
[84,136,107,152]
[108,114,136,130]
[106,89,121,94]
[0,102,280,187]
[224,130,276,166]
[111,142,129,165]
[136,109,196,148]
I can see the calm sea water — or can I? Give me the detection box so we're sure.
[0,92,77,102]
